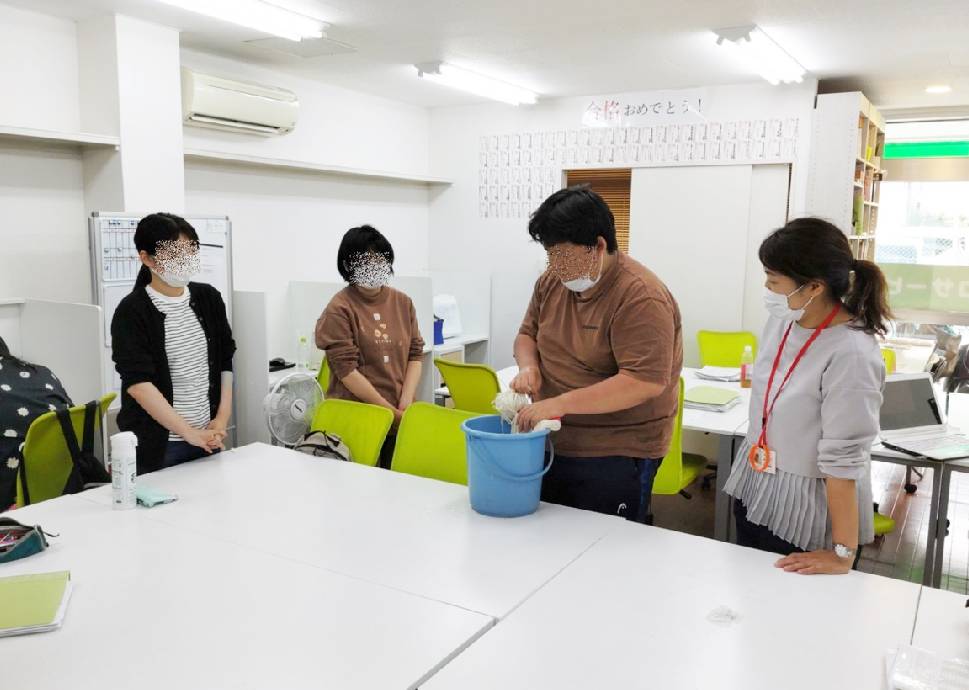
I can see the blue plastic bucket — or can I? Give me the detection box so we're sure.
[462,415,554,517]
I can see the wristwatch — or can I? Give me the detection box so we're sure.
[833,543,856,560]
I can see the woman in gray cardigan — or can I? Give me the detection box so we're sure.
[724,218,891,575]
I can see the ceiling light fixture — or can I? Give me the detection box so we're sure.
[926,84,953,94]
[415,62,538,106]
[155,0,325,42]
[714,25,806,86]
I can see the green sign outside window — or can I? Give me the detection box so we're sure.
[881,263,969,313]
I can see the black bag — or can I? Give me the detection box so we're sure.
[18,401,111,506]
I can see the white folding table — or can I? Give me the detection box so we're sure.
[423,519,922,690]
[911,586,969,661]
[73,443,617,619]
[3,494,492,690]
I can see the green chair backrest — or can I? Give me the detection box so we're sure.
[391,402,478,485]
[310,398,394,467]
[881,348,897,374]
[316,355,331,394]
[15,393,116,508]
[652,379,686,496]
[697,330,758,367]
[434,359,501,414]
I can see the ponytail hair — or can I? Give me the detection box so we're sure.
[759,217,893,336]
[132,212,200,290]
[845,258,893,336]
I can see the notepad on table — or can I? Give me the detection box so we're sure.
[0,570,72,638]
[695,367,741,383]
[685,386,742,412]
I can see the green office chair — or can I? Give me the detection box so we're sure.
[881,348,897,374]
[859,504,897,562]
[873,509,896,537]
[697,331,757,367]
[15,393,116,508]
[391,402,478,485]
[434,359,501,414]
[652,378,707,499]
[310,398,394,467]
[316,355,331,394]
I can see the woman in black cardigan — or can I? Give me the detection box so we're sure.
[111,213,236,475]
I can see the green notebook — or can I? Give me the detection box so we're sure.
[685,386,741,407]
[0,570,72,637]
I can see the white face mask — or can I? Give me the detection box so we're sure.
[562,276,598,292]
[764,285,814,321]
[150,253,201,289]
[150,268,191,289]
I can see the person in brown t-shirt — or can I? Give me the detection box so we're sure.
[315,225,425,467]
[512,187,683,523]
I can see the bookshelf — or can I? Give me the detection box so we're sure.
[808,92,886,261]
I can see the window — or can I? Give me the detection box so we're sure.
[564,168,631,252]
[877,181,969,267]
[877,122,969,372]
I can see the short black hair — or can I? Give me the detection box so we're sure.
[528,185,617,251]
[337,225,395,283]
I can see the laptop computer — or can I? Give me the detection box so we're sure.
[879,373,969,461]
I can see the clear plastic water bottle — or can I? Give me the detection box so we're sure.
[297,334,310,371]
[110,431,137,510]
[740,345,754,389]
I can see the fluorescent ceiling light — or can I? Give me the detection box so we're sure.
[714,25,806,86]
[415,62,538,106]
[154,0,325,41]
[926,84,953,94]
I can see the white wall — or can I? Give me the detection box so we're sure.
[428,82,817,364]
[180,49,431,177]
[0,140,89,302]
[0,4,81,133]
[115,15,185,212]
[429,82,816,276]
[184,160,430,359]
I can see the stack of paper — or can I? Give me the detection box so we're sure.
[695,367,741,383]
[0,571,72,638]
[685,386,742,413]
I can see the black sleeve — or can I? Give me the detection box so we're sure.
[210,287,236,373]
[111,297,156,389]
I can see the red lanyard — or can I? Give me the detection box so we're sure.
[748,304,841,471]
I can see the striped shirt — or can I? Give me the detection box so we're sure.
[146,286,211,441]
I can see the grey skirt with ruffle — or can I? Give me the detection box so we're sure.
[723,439,875,552]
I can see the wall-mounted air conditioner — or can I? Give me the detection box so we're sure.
[180,68,299,136]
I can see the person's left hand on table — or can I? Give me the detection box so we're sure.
[775,550,852,575]
[516,397,565,432]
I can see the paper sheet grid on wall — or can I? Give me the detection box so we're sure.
[477,119,798,219]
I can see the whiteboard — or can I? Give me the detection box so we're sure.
[88,213,233,397]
